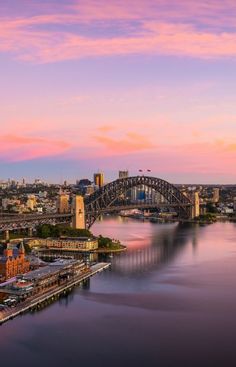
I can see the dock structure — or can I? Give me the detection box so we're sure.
[0,262,110,325]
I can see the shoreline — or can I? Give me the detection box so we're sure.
[0,263,110,325]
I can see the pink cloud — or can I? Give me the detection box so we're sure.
[1,1,236,62]
[0,134,71,162]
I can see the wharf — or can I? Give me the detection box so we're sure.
[0,262,110,325]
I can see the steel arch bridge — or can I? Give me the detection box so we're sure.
[84,176,193,228]
[0,176,194,235]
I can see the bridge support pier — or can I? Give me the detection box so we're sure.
[71,195,85,229]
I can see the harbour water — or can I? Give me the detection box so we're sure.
[1,216,236,367]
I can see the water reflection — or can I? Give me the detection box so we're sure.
[99,220,201,275]
[39,219,201,277]
[1,218,236,367]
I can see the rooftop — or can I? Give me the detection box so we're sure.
[21,259,83,281]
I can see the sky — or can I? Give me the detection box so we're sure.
[1,0,236,184]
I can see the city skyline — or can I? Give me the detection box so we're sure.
[1,0,236,183]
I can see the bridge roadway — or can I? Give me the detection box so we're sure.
[0,203,192,232]
[0,262,110,325]
[86,202,192,214]
[0,212,72,231]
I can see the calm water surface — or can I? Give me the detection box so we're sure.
[1,217,236,367]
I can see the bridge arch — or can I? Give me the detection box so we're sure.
[84,176,193,228]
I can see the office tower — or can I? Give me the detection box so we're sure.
[94,172,104,187]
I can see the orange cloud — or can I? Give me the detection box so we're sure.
[97,125,115,133]
[94,132,154,154]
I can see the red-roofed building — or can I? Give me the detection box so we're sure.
[0,243,30,282]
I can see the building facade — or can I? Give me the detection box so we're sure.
[27,237,98,251]
[94,173,104,187]
[0,243,30,282]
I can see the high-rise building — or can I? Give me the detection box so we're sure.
[77,179,92,187]
[94,173,104,187]
[119,170,129,179]
[212,188,220,203]
[56,194,69,213]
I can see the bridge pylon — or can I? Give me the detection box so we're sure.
[71,195,86,229]
[191,192,200,219]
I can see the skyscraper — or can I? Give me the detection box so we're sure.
[94,172,104,187]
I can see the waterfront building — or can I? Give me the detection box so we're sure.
[44,237,98,252]
[0,243,30,282]
[94,172,104,187]
[0,259,87,301]
[27,237,98,252]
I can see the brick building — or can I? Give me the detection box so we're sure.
[0,243,30,282]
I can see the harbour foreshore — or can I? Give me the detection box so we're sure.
[0,262,110,325]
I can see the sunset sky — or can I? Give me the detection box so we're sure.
[1,0,236,183]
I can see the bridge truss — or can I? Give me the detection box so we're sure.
[84,176,193,228]
[0,176,193,233]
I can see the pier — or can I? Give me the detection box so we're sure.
[0,262,110,325]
